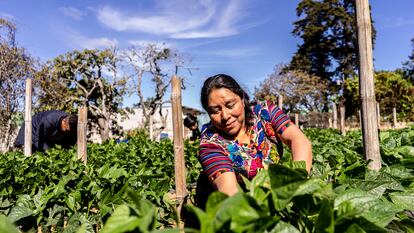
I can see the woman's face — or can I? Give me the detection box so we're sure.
[207,88,245,138]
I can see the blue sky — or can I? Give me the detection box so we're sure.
[1,0,413,111]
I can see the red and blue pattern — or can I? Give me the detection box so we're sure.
[199,100,291,182]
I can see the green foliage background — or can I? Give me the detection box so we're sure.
[344,71,414,120]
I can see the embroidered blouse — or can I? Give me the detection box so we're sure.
[198,100,292,182]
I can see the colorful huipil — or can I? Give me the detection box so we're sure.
[199,100,292,182]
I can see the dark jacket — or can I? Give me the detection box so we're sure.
[190,128,201,141]
[14,110,77,152]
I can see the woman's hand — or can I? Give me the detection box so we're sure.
[280,124,313,173]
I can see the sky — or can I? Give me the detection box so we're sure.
[1,0,413,111]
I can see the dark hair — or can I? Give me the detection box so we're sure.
[201,74,253,126]
[184,114,197,129]
[68,114,78,131]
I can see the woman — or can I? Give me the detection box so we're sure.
[198,74,312,197]
[184,113,201,141]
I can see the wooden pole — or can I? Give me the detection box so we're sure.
[333,103,338,129]
[149,114,153,140]
[171,76,187,200]
[328,117,332,128]
[356,0,381,171]
[340,105,346,136]
[278,95,283,109]
[24,79,32,157]
[392,107,397,128]
[376,102,380,128]
[294,113,299,126]
[77,107,87,164]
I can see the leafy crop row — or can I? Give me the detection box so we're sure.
[1,126,413,232]
[0,132,200,232]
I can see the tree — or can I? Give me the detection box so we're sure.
[36,48,127,142]
[122,43,188,139]
[344,71,414,120]
[0,18,36,151]
[0,18,16,46]
[402,38,414,83]
[254,64,329,113]
[288,0,376,109]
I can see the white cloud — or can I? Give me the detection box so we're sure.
[69,31,118,49]
[198,47,260,58]
[58,7,85,20]
[128,40,157,46]
[96,0,252,39]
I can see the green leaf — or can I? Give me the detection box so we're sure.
[66,195,76,211]
[397,146,414,157]
[315,199,334,233]
[8,199,35,223]
[0,215,19,233]
[75,224,87,233]
[343,176,405,197]
[389,192,414,210]
[100,205,141,233]
[97,164,110,178]
[7,205,34,223]
[125,189,157,231]
[268,164,308,189]
[338,217,387,233]
[188,206,214,233]
[269,221,300,233]
[335,189,402,228]
[247,169,272,204]
[343,224,366,233]
[205,192,228,213]
[150,228,182,233]
[384,164,413,180]
[269,165,324,211]
[213,193,267,232]
[283,160,307,171]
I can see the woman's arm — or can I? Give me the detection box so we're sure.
[280,124,313,173]
[212,172,239,196]
[199,141,239,196]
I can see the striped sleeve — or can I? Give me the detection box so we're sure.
[267,100,292,135]
[198,142,234,182]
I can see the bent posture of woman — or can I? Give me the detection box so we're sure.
[198,74,312,197]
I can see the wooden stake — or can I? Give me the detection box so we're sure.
[63,216,68,229]
[294,113,299,126]
[376,102,380,128]
[392,107,397,128]
[356,0,381,171]
[332,103,338,129]
[77,107,87,164]
[278,95,283,109]
[171,76,187,200]
[24,79,32,157]
[149,114,153,140]
[340,105,346,136]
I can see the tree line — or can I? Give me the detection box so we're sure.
[255,0,414,122]
[2,1,414,151]
[0,18,189,151]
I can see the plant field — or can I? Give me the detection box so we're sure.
[1,126,413,232]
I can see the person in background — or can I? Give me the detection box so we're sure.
[197,74,312,202]
[184,113,201,141]
[14,110,78,152]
